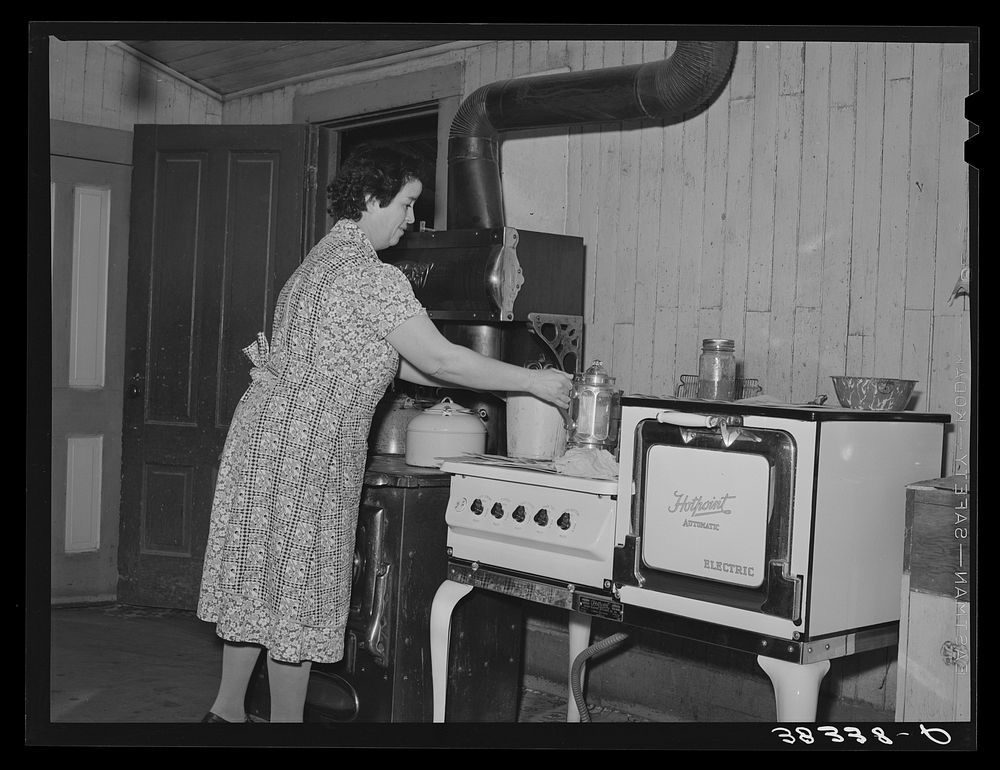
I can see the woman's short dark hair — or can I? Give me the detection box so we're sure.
[327,143,426,221]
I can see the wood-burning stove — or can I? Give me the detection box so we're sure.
[247,455,522,722]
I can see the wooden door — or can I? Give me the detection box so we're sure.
[118,125,330,609]
[50,123,133,603]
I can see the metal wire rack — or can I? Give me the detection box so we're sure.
[675,375,763,400]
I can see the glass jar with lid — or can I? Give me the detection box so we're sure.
[697,339,737,401]
[567,360,619,449]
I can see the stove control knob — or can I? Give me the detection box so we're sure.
[512,505,526,523]
[534,508,549,527]
[557,512,572,530]
[471,498,484,516]
[491,502,504,519]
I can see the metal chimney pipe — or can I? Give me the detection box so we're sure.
[447,40,738,230]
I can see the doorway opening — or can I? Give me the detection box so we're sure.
[326,108,442,405]
[329,108,438,232]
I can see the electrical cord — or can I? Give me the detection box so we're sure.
[570,632,629,722]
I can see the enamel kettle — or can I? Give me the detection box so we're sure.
[405,397,488,467]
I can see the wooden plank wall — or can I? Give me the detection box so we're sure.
[47,38,222,129]
[51,37,973,473]
[48,34,973,716]
[216,38,975,474]
[453,39,971,471]
[464,39,971,472]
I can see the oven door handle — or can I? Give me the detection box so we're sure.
[364,562,391,667]
[655,410,742,428]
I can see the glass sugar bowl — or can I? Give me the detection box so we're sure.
[567,360,619,450]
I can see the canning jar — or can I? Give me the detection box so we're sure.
[697,339,737,400]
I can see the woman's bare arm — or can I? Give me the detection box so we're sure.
[396,357,449,388]
[388,314,571,408]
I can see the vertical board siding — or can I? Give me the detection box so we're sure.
[572,41,601,361]
[100,44,124,125]
[766,42,805,401]
[50,34,972,713]
[613,41,644,392]
[650,96,684,391]
[796,42,830,314]
[700,80,729,323]
[48,38,223,130]
[874,47,913,380]
[592,41,625,379]
[848,43,887,377]
[930,43,972,472]
[792,42,831,402]
[579,41,612,367]
[676,113,709,380]
[633,42,669,395]
[906,45,943,313]
[744,42,780,392]
[454,37,967,469]
[119,49,140,128]
[51,35,972,470]
[720,96,754,367]
[512,40,531,77]
[205,40,970,465]
[816,42,857,398]
[495,40,515,80]
[476,41,498,92]
[746,42,780,314]
[62,40,87,123]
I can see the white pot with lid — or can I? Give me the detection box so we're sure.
[405,397,488,467]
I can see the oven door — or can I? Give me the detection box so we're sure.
[613,412,801,622]
[348,501,391,666]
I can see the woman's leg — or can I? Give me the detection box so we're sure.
[266,657,313,722]
[207,641,262,721]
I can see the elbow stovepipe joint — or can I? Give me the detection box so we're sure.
[446,40,738,230]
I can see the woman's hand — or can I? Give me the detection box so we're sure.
[526,368,574,409]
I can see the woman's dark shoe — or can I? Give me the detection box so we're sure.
[201,711,251,723]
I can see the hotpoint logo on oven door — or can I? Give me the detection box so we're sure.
[666,490,735,531]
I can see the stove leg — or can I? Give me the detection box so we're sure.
[430,580,474,723]
[566,611,593,722]
[757,656,830,722]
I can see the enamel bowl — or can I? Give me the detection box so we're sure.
[830,376,916,411]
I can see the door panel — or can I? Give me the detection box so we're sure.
[119,125,323,609]
[145,152,205,425]
[218,150,296,424]
[50,150,132,603]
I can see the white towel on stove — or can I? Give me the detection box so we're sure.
[553,448,618,480]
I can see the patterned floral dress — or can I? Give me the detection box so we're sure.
[197,219,425,663]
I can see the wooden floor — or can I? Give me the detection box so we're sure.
[33,603,646,745]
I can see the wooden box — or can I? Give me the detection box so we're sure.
[894,475,973,722]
